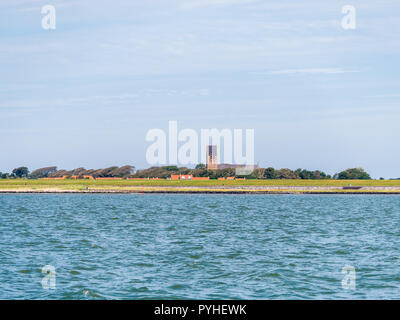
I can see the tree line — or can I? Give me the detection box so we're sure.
[0,166,135,179]
[134,165,372,180]
[0,165,373,180]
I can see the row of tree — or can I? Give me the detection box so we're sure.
[0,167,30,179]
[0,166,135,179]
[0,165,372,180]
[133,165,372,180]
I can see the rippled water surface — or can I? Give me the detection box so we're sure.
[1,194,399,299]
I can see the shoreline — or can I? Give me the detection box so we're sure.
[1,187,400,195]
[2,180,400,195]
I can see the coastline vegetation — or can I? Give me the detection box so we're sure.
[2,165,400,194]
[0,165,380,180]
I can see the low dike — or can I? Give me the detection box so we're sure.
[1,186,400,194]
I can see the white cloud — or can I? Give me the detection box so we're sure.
[257,68,359,75]
[365,93,400,99]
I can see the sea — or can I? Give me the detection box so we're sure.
[0,194,399,299]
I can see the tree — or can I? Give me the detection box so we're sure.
[133,166,185,179]
[217,168,236,178]
[162,166,179,172]
[335,167,371,180]
[69,167,88,176]
[190,168,209,177]
[111,165,135,177]
[30,166,57,178]
[275,168,299,179]
[0,172,7,179]
[314,170,330,179]
[251,168,265,179]
[93,167,118,177]
[195,163,206,169]
[264,167,277,179]
[49,169,68,178]
[12,167,29,178]
[296,169,314,179]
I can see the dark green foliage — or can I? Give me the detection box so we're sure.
[0,164,371,180]
[12,167,29,178]
[334,168,371,180]
[0,172,9,179]
[264,167,277,179]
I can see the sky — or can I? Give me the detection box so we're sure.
[0,0,399,178]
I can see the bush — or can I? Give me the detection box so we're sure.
[334,167,371,180]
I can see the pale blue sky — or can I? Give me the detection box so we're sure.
[1,0,399,178]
